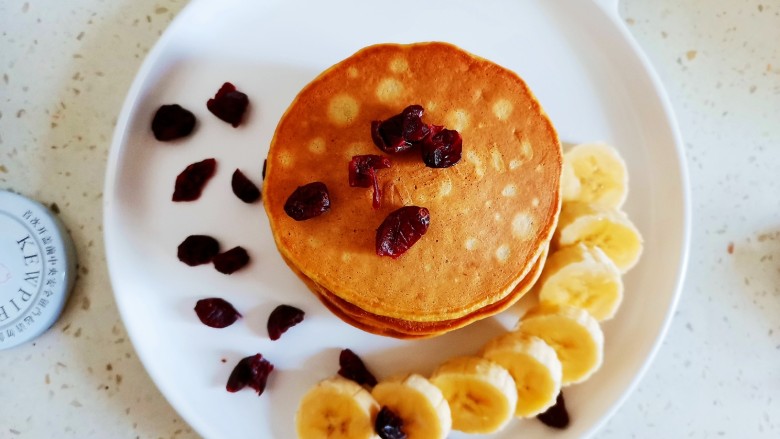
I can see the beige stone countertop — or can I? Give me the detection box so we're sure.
[1,0,779,437]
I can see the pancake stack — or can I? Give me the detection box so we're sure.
[263,42,562,338]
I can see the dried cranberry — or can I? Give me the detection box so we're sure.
[177,235,220,266]
[421,125,462,168]
[151,104,196,141]
[371,105,430,154]
[375,406,407,439]
[537,392,570,429]
[213,246,250,274]
[283,182,330,221]
[226,354,274,395]
[207,82,249,127]
[267,304,305,340]
[194,298,242,328]
[376,206,430,258]
[338,349,377,387]
[172,158,217,202]
[349,155,391,209]
[231,169,261,203]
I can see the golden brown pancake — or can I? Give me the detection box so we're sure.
[314,247,547,338]
[264,42,562,323]
[282,248,546,339]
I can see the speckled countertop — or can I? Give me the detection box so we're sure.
[1,0,778,437]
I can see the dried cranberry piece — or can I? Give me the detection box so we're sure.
[172,158,217,202]
[338,349,377,387]
[371,105,430,154]
[421,125,462,168]
[284,182,331,221]
[177,235,220,266]
[231,169,261,203]
[376,206,430,258]
[349,155,391,187]
[226,354,274,395]
[349,155,392,209]
[207,82,249,127]
[267,304,305,340]
[213,246,250,274]
[151,104,196,141]
[537,392,570,429]
[194,298,242,328]
[375,406,407,439]
[399,105,429,142]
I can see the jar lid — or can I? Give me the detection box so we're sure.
[0,190,76,350]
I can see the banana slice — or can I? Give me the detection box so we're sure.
[560,159,582,202]
[554,202,643,273]
[561,142,628,209]
[480,332,562,418]
[537,243,624,321]
[429,356,517,434]
[296,376,380,439]
[372,374,451,439]
[519,303,604,385]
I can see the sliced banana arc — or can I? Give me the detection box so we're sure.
[372,373,451,439]
[554,202,643,273]
[481,332,563,418]
[296,376,380,439]
[430,356,517,434]
[537,243,624,321]
[519,303,604,386]
[561,142,628,209]
[560,159,582,202]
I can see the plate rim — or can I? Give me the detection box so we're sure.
[102,0,691,437]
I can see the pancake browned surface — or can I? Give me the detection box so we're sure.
[264,42,561,323]
[313,247,548,338]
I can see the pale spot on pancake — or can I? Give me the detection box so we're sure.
[328,94,359,126]
[490,147,505,171]
[512,129,534,161]
[535,164,544,172]
[494,213,503,222]
[438,178,452,197]
[509,159,521,170]
[447,109,470,131]
[424,263,432,272]
[376,78,404,103]
[341,252,352,263]
[347,67,359,78]
[501,184,517,197]
[278,151,294,168]
[472,89,483,102]
[308,137,326,154]
[521,138,534,160]
[495,245,510,263]
[532,197,540,207]
[465,150,485,179]
[512,213,533,239]
[389,57,408,73]
[308,237,323,248]
[484,200,492,208]
[416,193,428,203]
[492,99,513,120]
[465,237,478,251]
[426,101,438,111]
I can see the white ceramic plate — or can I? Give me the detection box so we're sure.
[104,0,690,437]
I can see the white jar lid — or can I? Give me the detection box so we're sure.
[0,190,76,350]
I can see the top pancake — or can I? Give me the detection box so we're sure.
[264,42,561,322]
